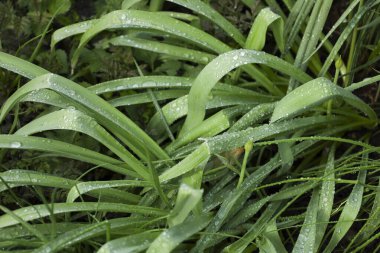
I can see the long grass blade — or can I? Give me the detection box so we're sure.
[323,170,366,253]
[0,52,49,79]
[33,217,152,253]
[0,135,138,177]
[0,202,167,228]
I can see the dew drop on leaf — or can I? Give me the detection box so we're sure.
[10,142,22,148]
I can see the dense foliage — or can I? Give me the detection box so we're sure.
[0,0,379,252]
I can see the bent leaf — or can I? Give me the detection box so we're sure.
[270,77,377,123]
[72,9,230,67]
[246,7,284,52]
[180,49,312,137]
[15,108,150,180]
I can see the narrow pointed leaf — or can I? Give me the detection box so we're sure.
[0,203,167,228]
[0,52,49,79]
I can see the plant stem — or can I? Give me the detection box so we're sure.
[237,140,253,188]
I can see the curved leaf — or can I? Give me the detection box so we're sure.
[180,49,312,136]
[246,7,284,52]
[0,73,169,162]
[168,183,203,227]
[15,108,150,180]
[72,9,230,67]
[167,0,245,46]
[270,77,377,123]
[51,20,98,48]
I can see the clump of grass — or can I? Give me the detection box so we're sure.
[0,0,380,252]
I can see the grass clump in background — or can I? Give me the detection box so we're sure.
[0,0,380,252]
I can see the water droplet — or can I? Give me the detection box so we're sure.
[10,142,22,148]
[68,90,75,96]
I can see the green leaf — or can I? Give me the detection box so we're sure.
[48,0,71,15]
[0,203,167,228]
[168,183,203,227]
[105,35,215,64]
[15,108,150,180]
[246,7,284,52]
[229,103,275,132]
[193,141,315,252]
[166,106,249,153]
[34,218,151,253]
[287,0,334,91]
[0,170,140,204]
[0,51,49,79]
[0,170,75,192]
[89,76,194,94]
[98,231,160,253]
[205,116,343,154]
[51,20,98,48]
[0,73,169,162]
[270,77,377,123]
[346,74,380,91]
[0,135,138,177]
[159,143,210,183]
[167,0,245,46]
[319,0,380,77]
[357,178,380,242]
[323,170,366,253]
[66,180,149,203]
[315,146,336,250]
[122,0,144,10]
[292,189,319,253]
[147,215,211,253]
[257,220,287,253]
[180,49,312,137]
[71,9,230,67]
